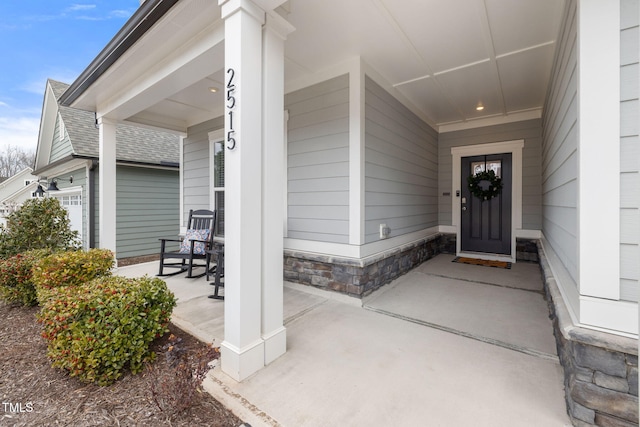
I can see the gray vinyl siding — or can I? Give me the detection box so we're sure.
[364,76,438,243]
[183,117,224,226]
[50,114,73,162]
[438,119,543,231]
[541,0,578,284]
[286,75,350,244]
[620,0,639,302]
[115,166,179,258]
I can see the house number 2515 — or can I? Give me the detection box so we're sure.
[226,68,237,150]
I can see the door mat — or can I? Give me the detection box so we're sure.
[452,257,512,269]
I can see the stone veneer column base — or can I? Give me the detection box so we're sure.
[537,241,638,427]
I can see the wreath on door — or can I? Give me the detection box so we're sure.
[467,170,503,201]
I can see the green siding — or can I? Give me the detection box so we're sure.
[50,114,73,163]
[115,166,180,259]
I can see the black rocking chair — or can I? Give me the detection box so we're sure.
[158,209,216,278]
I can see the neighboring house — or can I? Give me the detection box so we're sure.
[0,167,40,227]
[33,79,181,261]
[57,0,638,422]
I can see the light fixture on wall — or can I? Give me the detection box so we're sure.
[34,185,46,197]
[45,176,74,192]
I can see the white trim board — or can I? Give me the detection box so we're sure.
[451,140,524,263]
[285,226,440,262]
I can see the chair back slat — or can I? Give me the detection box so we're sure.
[187,209,216,244]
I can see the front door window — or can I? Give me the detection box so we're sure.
[471,160,502,178]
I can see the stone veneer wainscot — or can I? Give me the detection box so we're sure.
[284,234,539,298]
[538,241,638,427]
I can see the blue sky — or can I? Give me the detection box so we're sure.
[0,1,139,153]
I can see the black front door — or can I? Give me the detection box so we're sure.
[461,153,512,255]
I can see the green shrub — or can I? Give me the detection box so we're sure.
[38,275,176,386]
[33,248,114,304]
[0,249,52,306]
[0,197,80,259]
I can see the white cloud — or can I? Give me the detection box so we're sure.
[110,9,132,19]
[74,15,103,21]
[0,116,40,152]
[67,4,97,12]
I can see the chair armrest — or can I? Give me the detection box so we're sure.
[160,237,183,254]
[188,239,209,251]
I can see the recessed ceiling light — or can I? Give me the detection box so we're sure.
[476,103,484,111]
[208,87,219,93]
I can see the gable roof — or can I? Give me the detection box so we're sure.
[0,167,38,206]
[39,80,180,170]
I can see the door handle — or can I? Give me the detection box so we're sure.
[462,206,467,211]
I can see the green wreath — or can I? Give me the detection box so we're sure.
[467,170,503,201]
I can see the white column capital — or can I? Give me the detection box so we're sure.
[264,11,295,40]
[219,0,265,24]
[96,115,117,127]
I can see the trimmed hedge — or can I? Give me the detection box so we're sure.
[38,275,176,386]
[33,249,114,304]
[0,249,51,306]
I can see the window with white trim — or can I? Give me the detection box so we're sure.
[58,194,81,206]
[213,140,224,237]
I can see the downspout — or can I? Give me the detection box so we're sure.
[88,159,98,248]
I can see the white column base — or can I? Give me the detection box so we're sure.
[263,326,286,365]
[220,339,265,382]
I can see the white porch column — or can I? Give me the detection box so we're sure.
[261,12,294,365]
[577,0,620,300]
[97,117,117,254]
[219,0,266,381]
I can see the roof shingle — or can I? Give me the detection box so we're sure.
[49,79,179,166]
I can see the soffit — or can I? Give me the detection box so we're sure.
[70,0,565,133]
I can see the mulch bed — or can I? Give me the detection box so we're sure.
[0,302,244,426]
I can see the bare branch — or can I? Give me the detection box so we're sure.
[0,144,35,177]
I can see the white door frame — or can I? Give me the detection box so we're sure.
[451,140,524,263]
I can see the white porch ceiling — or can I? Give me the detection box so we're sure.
[282,0,565,130]
[78,0,566,134]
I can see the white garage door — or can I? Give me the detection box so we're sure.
[55,193,82,240]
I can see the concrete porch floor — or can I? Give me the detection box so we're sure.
[118,254,571,426]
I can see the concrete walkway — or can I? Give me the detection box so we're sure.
[118,254,571,426]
